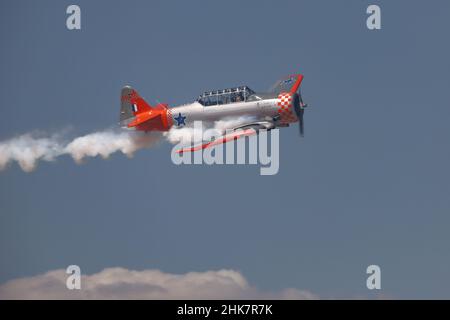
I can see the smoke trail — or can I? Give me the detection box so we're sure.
[0,130,162,172]
[0,116,255,172]
[163,124,205,144]
[65,130,161,164]
[0,133,64,172]
[213,116,257,134]
[163,116,256,145]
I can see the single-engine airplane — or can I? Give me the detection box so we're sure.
[119,74,308,152]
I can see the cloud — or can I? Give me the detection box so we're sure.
[0,268,317,300]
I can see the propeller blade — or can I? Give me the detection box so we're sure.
[299,109,304,136]
[293,93,305,137]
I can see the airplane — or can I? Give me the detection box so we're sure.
[119,74,308,152]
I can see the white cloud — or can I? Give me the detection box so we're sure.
[0,268,317,300]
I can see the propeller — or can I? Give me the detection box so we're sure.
[293,92,306,137]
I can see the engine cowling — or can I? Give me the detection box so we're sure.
[276,92,298,124]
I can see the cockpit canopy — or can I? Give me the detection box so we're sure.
[197,86,255,106]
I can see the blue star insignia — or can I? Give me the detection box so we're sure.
[174,112,186,126]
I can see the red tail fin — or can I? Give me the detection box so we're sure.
[120,86,151,126]
[128,88,153,115]
[120,86,172,131]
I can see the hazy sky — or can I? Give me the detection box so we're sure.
[1,0,449,299]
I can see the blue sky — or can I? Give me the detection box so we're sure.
[1,0,449,298]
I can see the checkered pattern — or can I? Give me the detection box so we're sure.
[167,109,173,127]
[277,93,297,123]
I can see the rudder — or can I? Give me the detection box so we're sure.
[119,86,152,127]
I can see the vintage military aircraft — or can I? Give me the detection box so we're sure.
[119,74,308,152]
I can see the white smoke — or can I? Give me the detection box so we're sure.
[163,116,256,145]
[0,133,64,172]
[0,130,162,172]
[0,116,256,172]
[65,130,161,164]
[213,116,256,133]
[163,124,205,145]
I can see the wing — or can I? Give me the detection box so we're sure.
[176,128,257,153]
[176,120,278,153]
[269,74,304,94]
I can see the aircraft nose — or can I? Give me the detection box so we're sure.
[276,93,297,124]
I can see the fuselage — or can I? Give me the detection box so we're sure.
[166,92,298,130]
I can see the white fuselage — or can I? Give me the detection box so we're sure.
[168,98,282,128]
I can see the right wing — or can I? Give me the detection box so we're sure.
[176,128,257,153]
[176,121,275,153]
[269,74,304,94]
